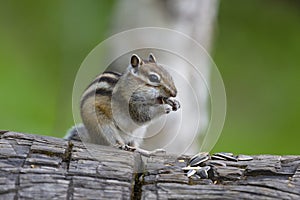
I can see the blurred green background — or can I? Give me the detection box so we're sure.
[0,0,299,155]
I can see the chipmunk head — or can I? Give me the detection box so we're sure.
[129,53,177,98]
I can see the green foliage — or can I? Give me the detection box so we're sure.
[0,0,115,137]
[212,0,300,154]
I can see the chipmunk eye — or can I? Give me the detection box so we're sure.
[148,73,160,83]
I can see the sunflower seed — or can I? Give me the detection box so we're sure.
[218,152,234,156]
[213,152,237,162]
[196,166,211,179]
[211,155,227,160]
[206,160,227,167]
[187,169,197,177]
[182,166,202,171]
[203,166,211,171]
[197,169,208,179]
[188,152,210,166]
[237,154,253,161]
[192,174,201,179]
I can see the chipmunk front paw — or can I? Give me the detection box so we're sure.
[164,104,172,114]
[163,98,181,111]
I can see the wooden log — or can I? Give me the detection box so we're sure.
[0,131,299,200]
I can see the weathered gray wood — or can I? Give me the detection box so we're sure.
[0,131,299,200]
[142,154,300,200]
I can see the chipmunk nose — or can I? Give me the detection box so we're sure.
[170,89,177,97]
[164,86,177,97]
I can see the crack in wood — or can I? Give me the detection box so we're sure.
[66,178,74,200]
[0,132,299,199]
[65,141,74,170]
[131,173,144,200]
[14,145,27,200]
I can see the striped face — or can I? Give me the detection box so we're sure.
[129,54,177,98]
[80,53,178,124]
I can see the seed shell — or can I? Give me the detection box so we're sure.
[237,154,253,161]
[196,166,211,179]
[188,152,210,167]
[211,155,227,161]
[187,169,197,177]
[213,152,238,162]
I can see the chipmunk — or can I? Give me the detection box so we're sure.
[65,53,180,156]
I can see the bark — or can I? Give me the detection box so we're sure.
[0,131,299,200]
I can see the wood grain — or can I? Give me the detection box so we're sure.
[0,131,299,199]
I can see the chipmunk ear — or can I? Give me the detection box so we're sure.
[130,54,142,69]
[148,53,156,63]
